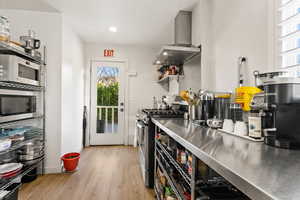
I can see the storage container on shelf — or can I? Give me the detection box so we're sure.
[0,16,10,42]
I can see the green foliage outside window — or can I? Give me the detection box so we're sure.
[97,82,119,122]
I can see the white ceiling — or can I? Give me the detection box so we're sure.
[42,0,199,45]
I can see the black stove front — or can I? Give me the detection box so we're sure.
[136,109,183,188]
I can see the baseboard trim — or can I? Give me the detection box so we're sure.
[45,166,61,174]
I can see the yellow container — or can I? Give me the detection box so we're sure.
[235,87,262,111]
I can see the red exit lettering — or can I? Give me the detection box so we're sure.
[104,49,114,57]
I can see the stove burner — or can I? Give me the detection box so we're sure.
[142,109,184,117]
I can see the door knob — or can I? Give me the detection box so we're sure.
[120,108,124,112]
[120,102,124,106]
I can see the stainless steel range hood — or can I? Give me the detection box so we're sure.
[154,11,201,65]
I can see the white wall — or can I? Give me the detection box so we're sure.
[212,0,271,92]
[0,9,63,173]
[191,0,273,92]
[85,44,166,144]
[61,20,85,154]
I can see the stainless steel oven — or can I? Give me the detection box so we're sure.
[136,109,184,188]
[136,119,147,183]
[0,89,38,123]
[0,55,41,86]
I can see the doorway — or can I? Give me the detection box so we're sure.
[90,61,126,145]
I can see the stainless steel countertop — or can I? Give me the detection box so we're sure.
[152,118,300,200]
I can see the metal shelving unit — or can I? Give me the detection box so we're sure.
[0,131,43,156]
[0,41,46,195]
[156,156,184,200]
[0,82,44,91]
[0,41,43,65]
[0,157,44,191]
[156,140,191,185]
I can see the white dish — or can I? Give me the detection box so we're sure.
[219,129,264,142]
[0,163,23,174]
[0,139,12,152]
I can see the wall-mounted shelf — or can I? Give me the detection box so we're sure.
[157,75,184,84]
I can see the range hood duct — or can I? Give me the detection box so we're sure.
[154,11,201,65]
[174,11,192,47]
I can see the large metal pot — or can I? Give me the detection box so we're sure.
[197,93,215,122]
[19,139,44,154]
[18,150,44,161]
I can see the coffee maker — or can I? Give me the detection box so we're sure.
[252,71,300,149]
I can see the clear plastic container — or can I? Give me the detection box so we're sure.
[0,16,10,41]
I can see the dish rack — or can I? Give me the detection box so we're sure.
[0,41,46,194]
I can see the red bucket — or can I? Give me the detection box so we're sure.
[61,152,80,172]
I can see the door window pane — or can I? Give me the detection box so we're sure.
[96,66,119,134]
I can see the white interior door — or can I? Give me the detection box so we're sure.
[90,61,125,145]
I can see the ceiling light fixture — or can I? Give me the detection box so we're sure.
[109,26,117,33]
[156,60,161,65]
[163,52,168,56]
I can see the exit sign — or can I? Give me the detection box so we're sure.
[104,49,114,57]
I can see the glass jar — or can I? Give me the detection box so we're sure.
[0,16,10,42]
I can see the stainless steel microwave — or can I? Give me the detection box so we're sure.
[0,55,41,86]
[0,89,38,123]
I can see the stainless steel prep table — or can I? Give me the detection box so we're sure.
[152,118,300,200]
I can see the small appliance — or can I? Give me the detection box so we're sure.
[0,89,38,123]
[0,55,41,86]
[252,71,300,149]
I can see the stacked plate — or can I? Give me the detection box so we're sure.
[0,163,23,179]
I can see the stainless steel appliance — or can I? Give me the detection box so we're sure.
[136,109,184,188]
[153,10,201,66]
[252,71,300,149]
[0,89,38,123]
[0,55,41,86]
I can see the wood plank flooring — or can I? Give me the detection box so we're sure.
[19,146,154,200]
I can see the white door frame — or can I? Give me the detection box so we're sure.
[87,58,129,146]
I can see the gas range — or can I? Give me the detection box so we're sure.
[136,108,184,188]
[139,109,184,124]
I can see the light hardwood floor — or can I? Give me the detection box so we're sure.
[19,146,155,200]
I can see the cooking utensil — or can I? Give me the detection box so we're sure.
[18,151,44,161]
[21,157,43,166]
[0,163,23,174]
[0,139,12,152]
[214,96,231,121]
[198,92,215,123]
[0,151,17,164]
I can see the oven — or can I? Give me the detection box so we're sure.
[0,89,38,123]
[137,119,147,183]
[136,115,155,188]
[0,55,41,86]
